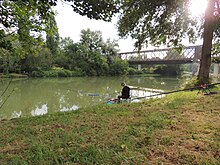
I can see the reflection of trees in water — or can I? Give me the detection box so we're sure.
[129,76,182,91]
[0,76,186,119]
[31,104,48,116]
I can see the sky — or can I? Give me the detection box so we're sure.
[54,2,135,53]
[54,1,206,53]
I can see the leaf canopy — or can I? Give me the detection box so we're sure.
[117,0,220,49]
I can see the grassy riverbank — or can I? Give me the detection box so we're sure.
[0,87,220,164]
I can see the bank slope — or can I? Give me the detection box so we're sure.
[0,87,219,164]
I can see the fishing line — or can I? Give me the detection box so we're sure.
[131,82,220,100]
[0,88,15,110]
[0,78,12,98]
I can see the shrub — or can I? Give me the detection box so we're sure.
[128,68,143,75]
[31,70,44,77]
[109,58,129,76]
[181,76,200,89]
[57,70,67,77]
[31,69,83,78]
[44,70,58,77]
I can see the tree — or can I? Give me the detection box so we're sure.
[0,0,55,33]
[59,37,74,50]
[45,14,60,68]
[1,0,122,75]
[2,0,120,27]
[0,0,61,73]
[58,29,123,76]
[0,0,58,53]
[198,0,217,84]
[46,14,60,58]
[5,0,219,82]
[117,0,220,84]
[62,29,110,76]
[35,0,218,83]
[102,39,119,65]
[109,58,129,76]
[80,29,104,52]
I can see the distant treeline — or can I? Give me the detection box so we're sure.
[1,27,186,78]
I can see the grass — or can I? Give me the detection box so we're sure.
[0,86,220,164]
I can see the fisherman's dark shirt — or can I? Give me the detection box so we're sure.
[121,86,130,98]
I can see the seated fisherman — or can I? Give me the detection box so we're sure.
[118,82,130,102]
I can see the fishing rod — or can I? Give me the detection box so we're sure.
[131,82,220,100]
[0,78,13,98]
[0,88,15,110]
[107,88,191,103]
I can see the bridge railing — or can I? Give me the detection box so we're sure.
[118,45,202,64]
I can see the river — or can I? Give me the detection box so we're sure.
[0,76,188,119]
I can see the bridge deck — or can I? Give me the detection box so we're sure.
[128,59,194,65]
[119,46,202,65]
[119,45,220,64]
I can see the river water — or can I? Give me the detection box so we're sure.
[0,76,187,119]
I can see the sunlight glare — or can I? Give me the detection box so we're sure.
[189,0,207,17]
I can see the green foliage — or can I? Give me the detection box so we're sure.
[0,48,11,74]
[1,0,56,35]
[1,0,124,78]
[18,45,53,73]
[115,0,220,83]
[127,67,143,75]
[4,0,121,23]
[46,14,60,57]
[152,64,184,76]
[31,68,83,78]
[117,0,198,49]
[0,30,13,51]
[150,49,185,76]
[0,0,58,74]
[0,30,14,74]
[62,0,121,21]
[61,42,109,76]
[31,70,45,77]
[117,1,220,48]
[181,76,201,89]
[211,43,220,63]
[0,26,124,77]
[57,29,123,77]
[80,29,103,51]
[109,58,129,76]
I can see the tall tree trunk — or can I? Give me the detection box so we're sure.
[198,0,215,84]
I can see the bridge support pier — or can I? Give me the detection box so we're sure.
[138,64,141,71]
[192,62,200,76]
[213,63,219,78]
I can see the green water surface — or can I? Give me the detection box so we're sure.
[0,76,185,119]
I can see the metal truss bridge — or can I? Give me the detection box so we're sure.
[118,45,204,65]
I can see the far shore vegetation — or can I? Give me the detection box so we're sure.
[1,27,190,79]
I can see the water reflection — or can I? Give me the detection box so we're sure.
[131,90,155,98]
[130,85,164,99]
[31,104,48,116]
[11,111,22,118]
[60,105,79,112]
[0,76,190,119]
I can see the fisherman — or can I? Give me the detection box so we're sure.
[117,82,130,103]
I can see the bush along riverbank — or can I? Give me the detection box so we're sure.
[0,86,219,164]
